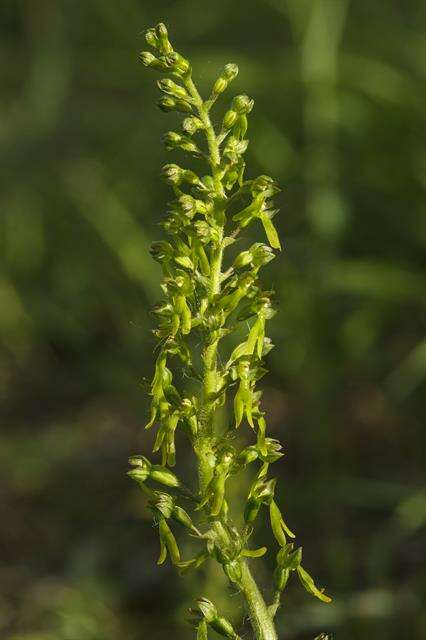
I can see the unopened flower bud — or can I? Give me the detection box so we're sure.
[158,96,192,113]
[224,63,239,81]
[150,240,173,261]
[244,497,261,524]
[232,94,254,114]
[277,544,302,570]
[274,566,290,592]
[223,109,237,130]
[155,22,173,54]
[127,466,151,483]
[145,28,159,48]
[158,96,177,112]
[182,116,204,135]
[128,454,151,468]
[211,615,239,639]
[163,131,182,148]
[164,131,201,156]
[162,163,183,185]
[233,115,248,140]
[212,76,228,97]
[157,78,189,100]
[223,560,242,584]
[150,464,181,487]
[128,455,151,482]
[172,504,194,529]
[233,249,253,269]
[139,51,166,71]
[212,63,239,99]
[165,51,191,76]
[178,194,199,218]
[155,22,168,38]
[182,169,202,186]
[139,51,156,66]
[128,455,181,488]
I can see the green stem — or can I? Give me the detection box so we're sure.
[239,562,278,640]
[184,74,278,640]
[184,75,224,493]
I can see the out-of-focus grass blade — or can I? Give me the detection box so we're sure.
[322,260,426,300]
[64,161,158,301]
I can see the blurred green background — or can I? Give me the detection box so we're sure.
[1,1,425,638]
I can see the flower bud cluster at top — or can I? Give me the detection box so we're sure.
[130,22,331,640]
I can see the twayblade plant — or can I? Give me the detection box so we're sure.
[128,23,331,640]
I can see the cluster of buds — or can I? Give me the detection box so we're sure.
[140,23,191,78]
[128,22,332,640]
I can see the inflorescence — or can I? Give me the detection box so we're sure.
[129,23,331,640]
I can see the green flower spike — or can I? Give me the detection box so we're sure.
[129,22,332,640]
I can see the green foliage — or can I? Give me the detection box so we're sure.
[128,23,331,639]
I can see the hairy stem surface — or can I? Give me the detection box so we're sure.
[239,562,278,640]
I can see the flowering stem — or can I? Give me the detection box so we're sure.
[184,74,278,640]
[183,76,225,492]
[133,22,332,640]
[239,562,278,640]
